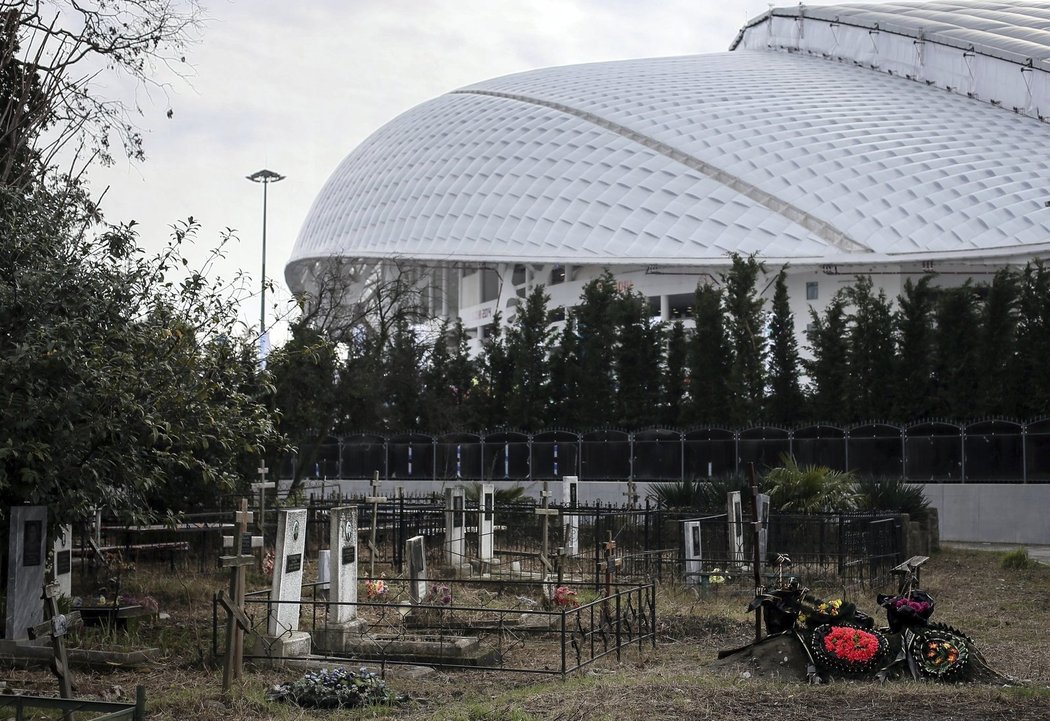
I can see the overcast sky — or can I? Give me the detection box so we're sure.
[87,0,892,341]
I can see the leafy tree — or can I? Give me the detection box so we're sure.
[844,276,895,421]
[804,292,849,422]
[0,207,280,523]
[766,268,804,424]
[506,285,554,431]
[664,321,687,426]
[722,254,766,424]
[763,455,857,513]
[893,277,937,421]
[974,269,1019,417]
[931,285,980,418]
[684,283,731,425]
[574,271,619,428]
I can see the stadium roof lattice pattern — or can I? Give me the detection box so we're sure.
[291,1,1050,272]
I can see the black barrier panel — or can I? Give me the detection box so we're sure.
[306,439,341,478]
[633,429,683,480]
[905,423,962,482]
[340,435,386,478]
[1025,418,1050,482]
[847,425,903,478]
[964,421,1024,482]
[482,432,530,480]
[793,426,847,470]
[683,428,736,478]
[738,427,790,471]
[279,451,297,479]
[531,431,581,479]
[435,433,483,480]
[581,430,631,480]
[388,434,435,479]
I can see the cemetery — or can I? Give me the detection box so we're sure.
[1,467,1046,720]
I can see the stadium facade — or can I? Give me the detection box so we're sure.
[287,1,1050,349]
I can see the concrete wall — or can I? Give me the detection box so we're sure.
[288,479,1050,546]
[920,483,1050,545]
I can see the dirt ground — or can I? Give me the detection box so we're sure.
[2,547,1048,720]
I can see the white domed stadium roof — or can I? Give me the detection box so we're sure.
[289,1,1050,283]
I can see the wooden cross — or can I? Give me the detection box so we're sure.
[365,471,387,578]
[219,498,262,696]
[252,462,274,539]
[29,581,80,718]
[599,532,622,596]
[534,480,560,572]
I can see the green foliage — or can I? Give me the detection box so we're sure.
[722,253,766,425]
[614,289,664,428]
[684,282,730,425]
[267,666,403,709]
[932,284,981,418]
[804,292,849,421]
[763,455,857,513]
[1001,548,1036,570]
[664,321,687,426]
[649,473,749,511]
[547,313,583,428]
[574,271,619,427]
[844,276,895,421]
[507,285,554,431]
[854,476,930,518]
[893,276,937,420]
[767,268,804,423]
[464,483,526,503]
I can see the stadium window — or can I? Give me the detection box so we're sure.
[806,281,819,300]
[550,265,566,285]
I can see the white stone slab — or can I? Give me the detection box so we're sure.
[684,520,703,587]
[5,506,47,640]
[444,487,466,567]
[562,476,579,556]
[479,484,495,562]
[728,491,745,564]
[328,506,359,625]
[406,535,427,604]
[268,508,307,637]
[52,524,73,598]
[756,492,771,566]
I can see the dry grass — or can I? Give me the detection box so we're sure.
[2,548,1048,720]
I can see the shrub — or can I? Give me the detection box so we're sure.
[763,455,857,513]
[854,476,930,518]
[1001,548,1035,570]
[649,473,749,511]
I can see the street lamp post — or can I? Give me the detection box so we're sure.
[247,169,285,357]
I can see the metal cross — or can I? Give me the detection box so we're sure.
[534,480,560,572]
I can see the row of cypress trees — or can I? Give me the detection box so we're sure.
[269,255,1050,444]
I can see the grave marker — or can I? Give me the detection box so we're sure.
[479,484,495,563]
[5,505,47,641]
[534,480,560,571]
[444,487,466,568]
[365,472,387,578]
[683,521,702,587]
[328,506,360,626]
[406,535,428,604]
[727,491,745,565]
[219,498,262,693]
[268,508,307,637]
[52,525,73,599]
[755,492,771,566]
[561,476,579,556]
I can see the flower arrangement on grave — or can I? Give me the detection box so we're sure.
[268,666,405,709]
[552,585,580,608]
[365,577,388,600]
[908,626,971,679]
[708,568,729,585]
[424,584,453,606]
[878,589,935,631]
[810,624,889,673]
[263,548,275,579]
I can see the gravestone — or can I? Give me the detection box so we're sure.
[683,520,702,587]
[317,506,366,652]
[406,535,428,604]
[479,484,495,564]
[728,491,745,565]
[444,487,466,569]
[52,525,73,599]
[755,492,771,566]
[5,506,47,641]
[257,508,310,662]
[561,476,579,556]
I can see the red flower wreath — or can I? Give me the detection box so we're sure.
[822,626,881,664]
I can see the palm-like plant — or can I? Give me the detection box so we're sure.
[763,455,857,513]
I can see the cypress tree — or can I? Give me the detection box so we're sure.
[507,285,554,431]
[665,321,688,426]
[766,268,805,424]
[845,276,895,421]
[974,269,1019,417]
[684,283,731,425]
[1013,261,1050,418]
[574,271,619,428]
[893,276,937,421]
[804,292,849,423]
[931,284,981,418]
[722,253,767,425]
[614,289,664,429]
[547,313,583,428]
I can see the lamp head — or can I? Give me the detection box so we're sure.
[247,169,286,183]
